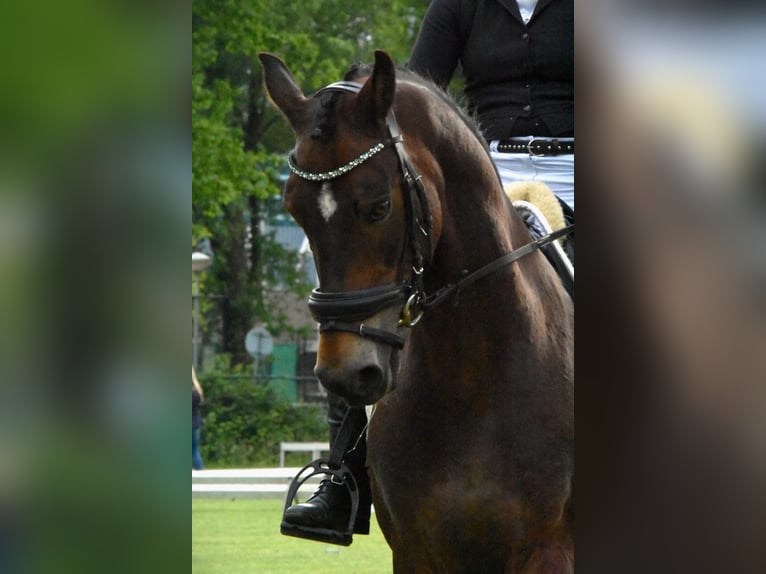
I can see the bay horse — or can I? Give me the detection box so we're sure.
[259,50,573,573]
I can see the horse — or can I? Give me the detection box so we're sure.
[259,50,574,573]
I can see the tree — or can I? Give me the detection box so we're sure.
[192,0,427,366]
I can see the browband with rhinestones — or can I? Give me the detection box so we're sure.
[287,137,400,182]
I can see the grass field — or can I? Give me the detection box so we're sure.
[192,499,393,573]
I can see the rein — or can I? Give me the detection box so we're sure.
[288,80,573,348]
[420,224,573,312]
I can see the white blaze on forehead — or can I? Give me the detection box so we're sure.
[318,182,338,222]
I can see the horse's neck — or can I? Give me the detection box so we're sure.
[429,141,520,281]
[398,86,555,338]
[423,106,515,253]
[419,133,557,365]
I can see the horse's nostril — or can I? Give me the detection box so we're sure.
[358,365,383,387]
[315,364,382,391]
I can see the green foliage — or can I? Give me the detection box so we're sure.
[199,367,327,467]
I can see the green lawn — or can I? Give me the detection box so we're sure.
[192,499,393,574]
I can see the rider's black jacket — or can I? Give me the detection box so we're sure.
[408,0,573,140]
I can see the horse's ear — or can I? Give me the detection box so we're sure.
[354,50,396,131]
[258,52,311,134]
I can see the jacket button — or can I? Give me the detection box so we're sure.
[523,105,531,113]
[522,32,529,40]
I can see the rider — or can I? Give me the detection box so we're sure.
[282,0,573,543]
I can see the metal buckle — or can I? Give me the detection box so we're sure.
[527,138,548,156]
[398,292,424,327]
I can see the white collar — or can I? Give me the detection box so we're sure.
[516,0,539,24]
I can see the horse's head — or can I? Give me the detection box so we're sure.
[259,51,434,405]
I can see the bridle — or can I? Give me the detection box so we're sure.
[287,81,572,349]
[289,81,431,349]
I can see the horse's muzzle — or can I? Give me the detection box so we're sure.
[315,361,387,406]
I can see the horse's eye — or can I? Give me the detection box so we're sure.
[368,199,391,222]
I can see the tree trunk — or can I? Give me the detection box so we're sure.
[218,202,251,367]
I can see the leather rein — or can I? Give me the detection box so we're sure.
[287,81,573,349]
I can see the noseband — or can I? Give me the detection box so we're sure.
[288,81,572,349]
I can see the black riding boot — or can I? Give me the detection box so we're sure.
[281,392,372,544]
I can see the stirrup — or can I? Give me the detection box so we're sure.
[280,458,360,546]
